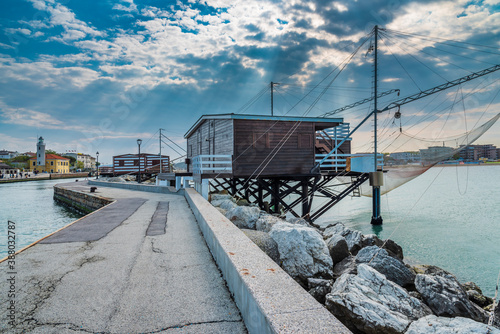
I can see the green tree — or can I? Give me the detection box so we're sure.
[46,149,57,155]
[76,161,84,170]
[67,156,77,166]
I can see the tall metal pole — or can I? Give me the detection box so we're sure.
[96,151,99,180]
[271,82,280,116]
[159,128,162,174]
[371,25,383,225]
[137,139,142,184]
[271,81,274,116]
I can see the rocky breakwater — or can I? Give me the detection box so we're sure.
[209,192,500,334]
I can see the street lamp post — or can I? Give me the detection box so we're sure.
[96,151,99,179]
[137,139,142,183]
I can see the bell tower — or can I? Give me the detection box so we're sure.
[37,136,46,168]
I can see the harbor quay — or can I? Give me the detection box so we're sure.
[0,181,348,333]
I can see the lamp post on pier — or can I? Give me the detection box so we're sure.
[137,139,142,183]
[96,151,99,179]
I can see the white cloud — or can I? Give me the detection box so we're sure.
[0,43,15,50]
[27,0,104,42]
[4,28,32,35]
[0,58,100,89]
[113,0,138,12]
[0,101,64,129]
[389,1,500,41]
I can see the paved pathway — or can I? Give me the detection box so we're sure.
[0,181,247,333]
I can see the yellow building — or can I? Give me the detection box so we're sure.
[30,154,70,173]
[29,137,70,173]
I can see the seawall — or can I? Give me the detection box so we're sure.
[53,185,113,214]
[184,187,351,333]
[0,172,88,183]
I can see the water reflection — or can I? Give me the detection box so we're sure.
[371,224,383,236]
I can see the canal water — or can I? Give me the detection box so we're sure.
[318,165,500,297]
[0,178,84,259]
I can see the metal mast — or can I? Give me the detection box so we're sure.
[159,128,164,174]
[371,25,383,225]
[271,82,279,116]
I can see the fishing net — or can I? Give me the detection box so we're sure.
[359,112,500,196]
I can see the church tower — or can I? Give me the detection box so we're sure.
[37,136,46,167]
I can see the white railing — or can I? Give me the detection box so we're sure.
[192,155,232,174]
[315,153,383,172]
[320,123,351,139]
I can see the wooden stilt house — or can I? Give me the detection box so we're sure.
[184,113,351,178]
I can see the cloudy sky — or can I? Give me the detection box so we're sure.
[0,0,499,165]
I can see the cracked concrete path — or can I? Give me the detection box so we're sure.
[0,181,247,334]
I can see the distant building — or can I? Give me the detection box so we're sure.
[459,144,498,161]
[389,151,420,163]
[0,160,20,176]
[29,137,70,173]
[0,150,19,159]
[63,152,96,169]
[419,146,454,166]
[113,153,170,175]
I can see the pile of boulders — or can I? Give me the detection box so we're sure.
[101,175,155,183]
[209,192,499,334]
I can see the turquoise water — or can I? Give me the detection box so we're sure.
[318,165,500,297]
[0,179,84,259]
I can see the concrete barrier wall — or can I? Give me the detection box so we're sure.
[88,180,183,195]
[53,186,112,214]
[184,188,351,334]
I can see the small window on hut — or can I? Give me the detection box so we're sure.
[253,132,269,148]
[119,160,124,167]
[134,159,139,166]
[298,134,312,149]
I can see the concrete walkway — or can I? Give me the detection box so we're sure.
[0,181,247,333]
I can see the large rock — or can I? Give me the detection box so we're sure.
[361,234,384,248]
[326,235,350,264]
[241,229,280,264]
[210,193,234,203]
[412,264,452,276]
[494,302,500,329]
[325,264,432,334]
[415,272,488,323]
[269,223,333,282]
[361,234,403,260]
[219,199,238,211]
[467,290,494,308]
[323,222,362,254]
[382,239,404,260]
[463,281,483,294]
[462,281,493,308]
[286,217,312,228]
[210,194,237,209]
[255,214,284,232]
[356,246,415,288]
[333,255,357,279]
[225,206,261,229]
[307,278,333,304]
[406,315,500,334]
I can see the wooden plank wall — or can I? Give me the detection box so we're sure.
[187,119,234,159]
[232,120,315,177]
